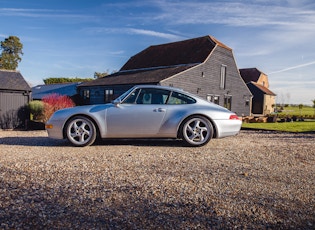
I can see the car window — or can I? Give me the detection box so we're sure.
[136,88,170,104]
[167,91,196,104]
[122,88,141,104]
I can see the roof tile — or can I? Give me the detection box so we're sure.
[80,65,196,87]
[239,68,262,83]
[248,81,276,96]
[120,35,220,71]
[0,70,31,91]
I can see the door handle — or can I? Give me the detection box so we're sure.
[154,108,166,112]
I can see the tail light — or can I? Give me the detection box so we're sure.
[229,114,240,120]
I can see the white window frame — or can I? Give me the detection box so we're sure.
[220,65,227,89]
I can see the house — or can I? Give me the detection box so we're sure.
[32,82,82,104]
[0,70,31,129]
[239,68,276,115]
[78,35,252,116]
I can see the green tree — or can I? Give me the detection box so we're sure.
[94,69,117,79]
[0,36,23,70]
[43,77,94,84]
[312,99,315,116]
[94,71,109,79]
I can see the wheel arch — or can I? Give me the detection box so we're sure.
[62,114,101,140]
[177,114,217,139]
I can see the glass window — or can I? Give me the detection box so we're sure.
[122,88,141,104]
[213,95,220,105]
[168,92,196,104]
[122,88,170,105]
[207,94,220,105]
[224,95,232,110]
[83,90,90,99]
[104,89,114,102]
[136,88,170,104]
[220,65,226,89]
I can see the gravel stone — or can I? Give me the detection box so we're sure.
[0,130,314,229]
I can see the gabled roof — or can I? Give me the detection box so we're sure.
[0,70,31,91]
[239,68,266,83]
[80,35,231,87]
[32,82,80,100]
[120,35,230,71]
[79,65,196,87]
[247,81,276,96]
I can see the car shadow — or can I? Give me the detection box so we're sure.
[0,136,69,147]
[95,138,185,147]
[0,136,185,147]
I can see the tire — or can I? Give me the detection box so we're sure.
[180,115,213,147]
[65,116,97,147]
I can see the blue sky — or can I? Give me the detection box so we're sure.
[1,0,314,105]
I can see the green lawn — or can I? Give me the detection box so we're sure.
[242,121,315,132]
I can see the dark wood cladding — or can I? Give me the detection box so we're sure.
[161,46,251,115]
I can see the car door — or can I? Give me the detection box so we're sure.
[105,88,170,137]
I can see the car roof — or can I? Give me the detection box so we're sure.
[133,84,184,92]
[133,84,206,101]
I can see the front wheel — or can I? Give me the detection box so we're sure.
[180,116,213,147]
[65,116,97,147]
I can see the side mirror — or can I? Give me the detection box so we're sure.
[113,99,121,107]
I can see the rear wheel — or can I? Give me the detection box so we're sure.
[180,116,213,147]
[65,116,97,147]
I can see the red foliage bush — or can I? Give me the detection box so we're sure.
[42,94,75,121]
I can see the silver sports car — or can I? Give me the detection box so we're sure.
[46,85,242,147]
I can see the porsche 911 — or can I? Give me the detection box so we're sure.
[46,85,241,147]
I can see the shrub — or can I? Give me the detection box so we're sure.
[28,100,44,120]
[0,110,20,129]
[42,94,75,121]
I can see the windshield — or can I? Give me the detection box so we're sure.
[112,86,136,103]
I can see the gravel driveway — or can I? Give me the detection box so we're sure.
[0,130,314,229]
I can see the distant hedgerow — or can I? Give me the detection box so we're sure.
[42,94,75,121]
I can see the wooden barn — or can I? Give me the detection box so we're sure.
[78,35,252,116]
[239,68,276,115]
[0,70,31,129]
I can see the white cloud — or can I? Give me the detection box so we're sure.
[148,0,315,33]
[83,27,182,41]
[109,50,125,55]
[0,7,95,21]
[126,28,182,40]
[269,61,315,74]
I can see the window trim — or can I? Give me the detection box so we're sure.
[83,89,90,99]
[224,94,232,110]
[207,94,220,105]
[104,89,114,102]
[220,64,227,89]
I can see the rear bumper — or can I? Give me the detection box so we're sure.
[214,119,242,138]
